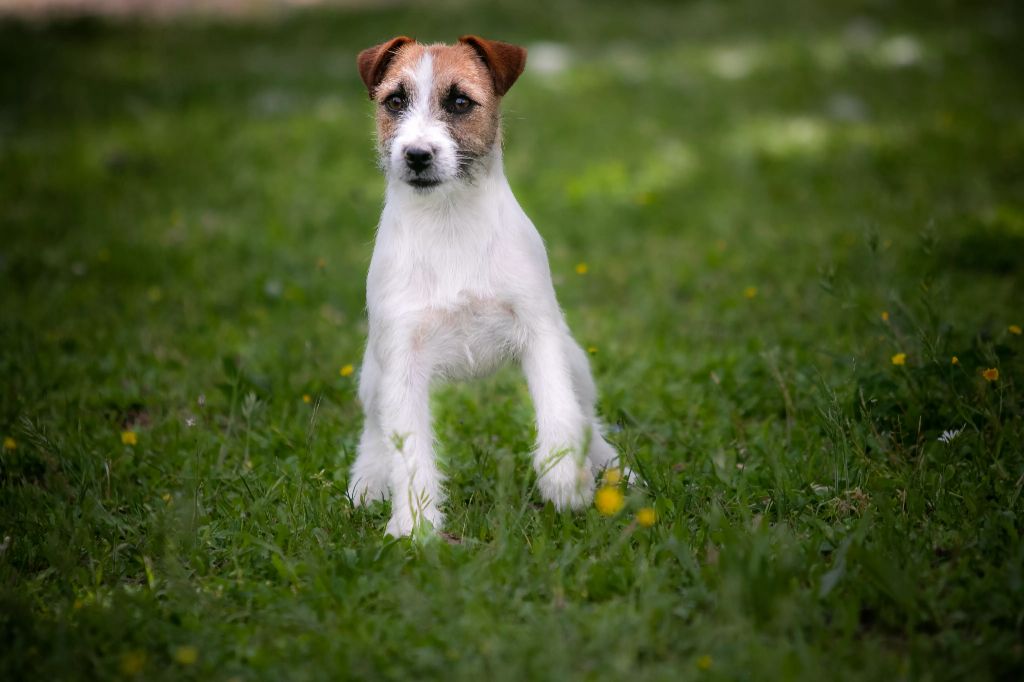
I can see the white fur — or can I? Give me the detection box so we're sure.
[386,54,461,188]
[348,53,622,537]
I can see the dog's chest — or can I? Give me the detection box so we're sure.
[370,188,536,378]
[370,245,524,379]
[405,258,523,379]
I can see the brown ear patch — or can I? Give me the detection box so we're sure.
[357,36,415,98]
[458,35,527,96]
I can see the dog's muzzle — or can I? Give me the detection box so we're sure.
[404,146,433,172]
[402,146,442,188]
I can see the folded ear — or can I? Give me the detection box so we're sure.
[357,36,414,98]
[458,35,527,96]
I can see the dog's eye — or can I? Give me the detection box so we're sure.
[444,94,474,114]
[385,94,407,113]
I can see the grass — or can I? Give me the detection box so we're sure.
[1,0,1023,679]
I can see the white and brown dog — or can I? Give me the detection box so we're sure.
[348,35,623,537]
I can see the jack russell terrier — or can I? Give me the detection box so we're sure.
[348,35,623,537]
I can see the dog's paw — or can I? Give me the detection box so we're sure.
[384,504,443,538]
[537,455,594,510]
[347,476,391,507]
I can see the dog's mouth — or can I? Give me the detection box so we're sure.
[407,177,442,190]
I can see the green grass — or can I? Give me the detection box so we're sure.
[2,0,1023,679]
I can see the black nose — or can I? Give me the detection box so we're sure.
[404,147,433,173]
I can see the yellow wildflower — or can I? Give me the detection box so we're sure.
[951,356,959,365]
[302,394,312,404]
[743,286,758,299]
[3,436,15,451]
[891,353,906,366]
[697,654,713,670]
[587,346,598,355]
[121,430,138,446]
[339,364,354,378]
[120,650,146,676]
[594,486,624,516]
[636,507,657,527]
[1010,324,1022,335]
[982,368,999,382]
[881,311,890,322]
[161,493,172,504]
[173,645,199,666]
[602,467,622,485]
[575,262,588,275]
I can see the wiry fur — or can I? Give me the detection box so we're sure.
[348,36,622,537]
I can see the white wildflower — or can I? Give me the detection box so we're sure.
[937,426,965,444]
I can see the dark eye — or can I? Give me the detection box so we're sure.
[445,94,474,114]
[385,93,407,113]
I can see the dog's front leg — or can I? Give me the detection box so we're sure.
[376,345,444,537]
[522,325,595,509]
[348,351,393,505]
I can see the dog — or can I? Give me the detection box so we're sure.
[347,35,623,537]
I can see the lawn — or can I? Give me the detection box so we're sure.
[1,0,1023,679]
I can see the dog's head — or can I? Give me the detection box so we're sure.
[357,36,527,191]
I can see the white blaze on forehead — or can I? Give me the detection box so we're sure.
[408,52,434,112]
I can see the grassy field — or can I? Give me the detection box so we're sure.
[2,0,1023,679]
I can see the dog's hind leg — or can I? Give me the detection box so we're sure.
[348,353,393,505]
